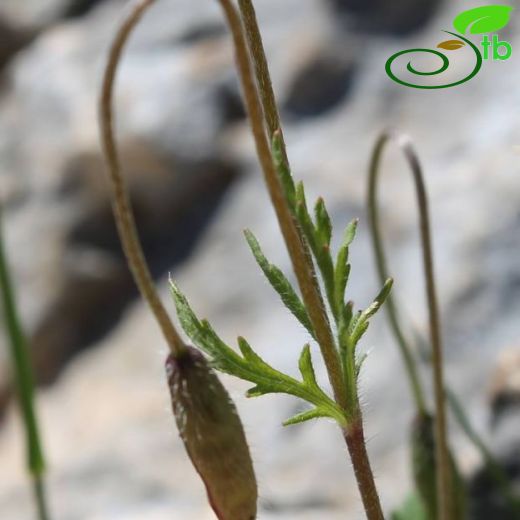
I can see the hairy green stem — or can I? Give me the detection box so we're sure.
[237,0,282,140]
[220,0,345,409]
[237,0,290,182]
[367,130,451,519]
[0,211,50,520]
[344,418,385,520]
[100,1,383,517]
[236,3,383,517]
[99,0,186,358]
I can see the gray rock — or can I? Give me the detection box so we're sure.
[0,16,37,72]
[283,46,357,119]
[0,0,519,518]
[329,0,443,35]
[0,0,110,28]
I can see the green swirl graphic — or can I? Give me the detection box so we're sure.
[385,31,483,89]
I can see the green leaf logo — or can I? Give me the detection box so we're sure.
[453,5,514,35]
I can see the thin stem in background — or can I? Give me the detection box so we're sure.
[33,475,50,520]
[368,130,520,517]
[234,2,383,518]
[367,136,428,414]
[99,0,186,358]
[0,211,50,520]
[367,130,452,519]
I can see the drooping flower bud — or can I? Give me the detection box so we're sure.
[166,347,257,520]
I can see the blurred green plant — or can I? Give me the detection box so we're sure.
[368,131,455,520]
[391,492,428,520]
[0,210,50,520]
[367,130,520,519]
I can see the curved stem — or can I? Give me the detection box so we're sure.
[0,211,50,520]
[235,3,382,518]
[99,0,186,357]
[100,1,383,517]
[367,130,451,519]
[367,135,427,414]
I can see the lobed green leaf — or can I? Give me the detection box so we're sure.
[283,408,330,427]
[272,130,296,210]
[298,344,318,390]
[334,246,351,319]
[342,218,358,249]
[350,278,393,346]
[314,197,332,247]
[244,229,314,338]
[170,281,347,427]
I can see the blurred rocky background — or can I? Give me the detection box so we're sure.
[0,0,519,518]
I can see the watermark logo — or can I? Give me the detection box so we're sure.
[386,5,514,89]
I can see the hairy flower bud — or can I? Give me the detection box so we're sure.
[166,347,257,520]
